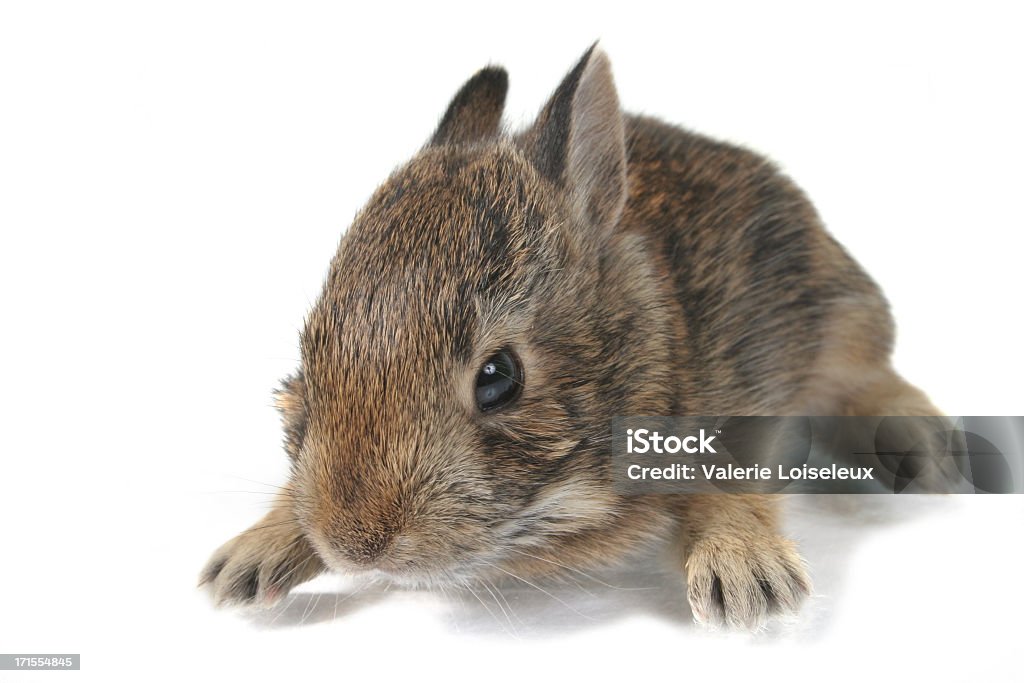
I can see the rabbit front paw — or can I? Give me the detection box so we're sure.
[199,514,324,608]
[685,534,811,629]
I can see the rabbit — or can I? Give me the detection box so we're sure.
[199,44,942,629]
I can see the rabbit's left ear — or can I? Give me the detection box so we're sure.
[524,45,627,241]
[429,66,508,146]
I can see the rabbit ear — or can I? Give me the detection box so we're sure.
[429,66,508,146]
[525,44,626,239]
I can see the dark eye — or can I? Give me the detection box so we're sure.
[475,349,523,412]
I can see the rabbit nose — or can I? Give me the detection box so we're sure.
[328,517,403,567]
[343,530,392,565]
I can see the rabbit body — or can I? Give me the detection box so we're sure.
[201,46,938,628]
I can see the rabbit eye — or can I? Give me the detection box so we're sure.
[475,349,522,412]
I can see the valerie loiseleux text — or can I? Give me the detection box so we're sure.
[623,428,875,481]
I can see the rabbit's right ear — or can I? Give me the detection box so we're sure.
[523,45,627,248]
[429,66,508,146]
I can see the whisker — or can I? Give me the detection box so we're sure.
[300,589,323,625]
[465,583,515,638]
[327,578,371,620]
[479,579,519,636]
[214,475,291,493]
[200,490,287,497]
[234,518,302,535]
[485,578,524,628]
[480,561,595,621]
[268,593,299,627]
[504,547,655,591]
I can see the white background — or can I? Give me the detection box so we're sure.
[1,1,1023,681]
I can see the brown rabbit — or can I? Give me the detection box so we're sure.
[200,44,940,629]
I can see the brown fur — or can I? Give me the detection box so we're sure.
[200,45,939,628]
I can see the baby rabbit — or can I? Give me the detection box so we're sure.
[200,44,940,629]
